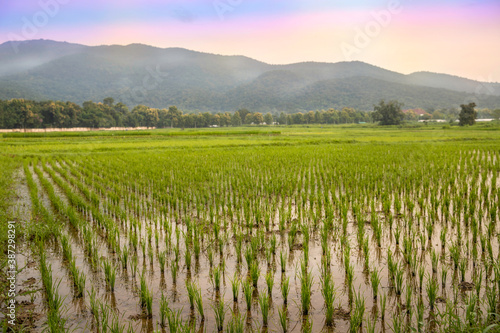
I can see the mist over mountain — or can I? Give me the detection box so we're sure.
[1,39,499,112]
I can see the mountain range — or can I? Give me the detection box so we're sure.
[1,39,499,112]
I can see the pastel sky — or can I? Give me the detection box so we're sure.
[1,0,499,81]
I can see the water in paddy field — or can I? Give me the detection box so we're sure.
[8,147,500,333]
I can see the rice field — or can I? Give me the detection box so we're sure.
[1,124,500,332]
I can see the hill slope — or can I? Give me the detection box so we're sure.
[0,39,499,111]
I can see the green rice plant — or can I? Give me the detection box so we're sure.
[321,271,336,326]
[366,315,376,333]
[265,270,274,295]
[158,250,166,273]
[280,251,287,273]
[486,285,498,323]
[302,316,313,333]
[394,264,404,296]
[193,285,204,320]
[186,281,196,310]
[185,248,191,270]
[121,246,129,269]
[212,265,221,291]
[431,249,438,273]
[417,299,424,332]
[459,258,467,282]
[73,267,86,298]
[270,234,277,254]
[171,261,178,284]
[242,280,253,311]
[346,263,355,297]
[208,247,214,267]
[89,287,99,319]
[226,311,245,333]
[299,261,313,315]
[426,275,438,311]
[159,292,169,327]
[258,291,270,326]
[349,290,365,333]
[103,259,116,291]
[212,299,226,332]
[230,272,240,302]
[390,313,404,333]
[370,269,381,299]
[418,265,425,292]
[281,277,290,305]
[405,285,412,315]
[250,261,260,288]
[139,272,153,316]
[167,308,185,333]
[244,246,253,270]
[380,292,387,321]
[278,306,288,332]
[441,267,448,288]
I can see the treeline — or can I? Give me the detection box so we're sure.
[0,98,373,129]
[1,98,498,129]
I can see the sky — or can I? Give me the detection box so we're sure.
[1,0,499,81]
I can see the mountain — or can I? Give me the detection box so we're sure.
[0,39,499,111]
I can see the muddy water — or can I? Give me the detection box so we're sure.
[15,157,500,333]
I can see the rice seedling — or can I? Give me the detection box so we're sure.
[186,281,196,310]
[159,292,169,327]
[349,290,365,333]
[103,259,116,291]
[226,311,245,333]
[370,269,381,299]
[321,271,336,326]
[299,261,313,315]
[158,250,166,273]
[230,272,240,302]
[193,285,204,320]
[426,275,438,311]
[281,277,290,305]
[278,306,288,332]
[212,299,226,332]
[380,292,387,321]
[242,279,253,311]
[280,251,287,273]
[250,261,260,288]
[212,265,222,291]
[258,291,270,326]
[265,270,274,296]
[167,308,186,333]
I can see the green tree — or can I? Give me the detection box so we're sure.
[238,108,250,124]
[264,113,273,125]
[459,102,477,126]
[245,113,254,124]
[372,100,405,125]
[492,109,500,121]
[231,111,242,127]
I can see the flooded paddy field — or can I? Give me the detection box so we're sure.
[1,125,500,332]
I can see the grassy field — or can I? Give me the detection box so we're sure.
[1,123,499,332]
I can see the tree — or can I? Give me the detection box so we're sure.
[459,102,477,126]
[491,109,500,121]
[238,108,250,124]
[264,113,273,125]
[231,111,242,127]
[245,113,254,124]
[253,112,264,124]
[372,100,404,125]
